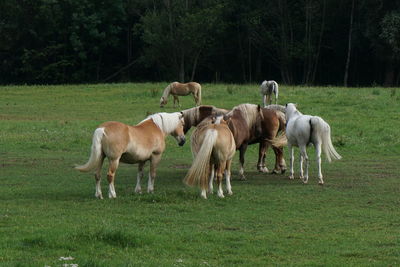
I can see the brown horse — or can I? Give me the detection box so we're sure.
[160,82,202,108]
[224,104,287,180]
[181,105,230,133]
[184,116,235,199]
[75,112,186,199]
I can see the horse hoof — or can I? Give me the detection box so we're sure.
[318,182,324,186]
[289,175,294,180]
[227,191,233,196]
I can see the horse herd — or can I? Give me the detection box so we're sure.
[76,81,341,199]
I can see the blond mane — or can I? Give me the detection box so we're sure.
[140,112,182,134]
[228,103,260,128]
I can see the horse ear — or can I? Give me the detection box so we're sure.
[257,104,261,111]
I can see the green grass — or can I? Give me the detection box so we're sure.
[1,83,399,266]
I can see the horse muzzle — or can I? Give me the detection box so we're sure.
[177,136,186,146]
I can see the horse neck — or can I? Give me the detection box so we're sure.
[162,84,172,98]
[151,113,180,135]
[287,108,302,121]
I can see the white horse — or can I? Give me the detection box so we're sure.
[260,80,279,107]
[285,103,341,184]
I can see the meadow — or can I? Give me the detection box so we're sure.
[0,83,399,266]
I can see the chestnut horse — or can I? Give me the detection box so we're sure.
[160,82,202,108]
[184,116,235,199]
[182,104,287,178]
[224,104,287,180]
[181,105,229,133]
[75,112,186,199]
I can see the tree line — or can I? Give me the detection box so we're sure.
[1,0,399,86]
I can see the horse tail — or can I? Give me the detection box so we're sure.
[311,117,342,162]
[268,131,287,147]
[75,127,105,172]
[184,129,218,190]
[273,81,279,99]
[197,83,202,105]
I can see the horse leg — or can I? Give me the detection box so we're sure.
[173,95,180,108]
[216,163,225,198]
[266,94,271,106]
[272,146,286,174]
[262,94,267,108]
[208,164,215,194]
[315,143,324,185]
[94,156,105,199]
[107,158,120,198]
[257,141,269,173]
[299,145,309,184]
[135,162,145,194]
[225,160,233,195]
[148,154,161,193]
[238,144,248,180]
[288,144,295,180]
[299,153,304,180]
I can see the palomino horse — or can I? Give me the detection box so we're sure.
[260,80,279,107]
[160,82,202,108]
[184,116,235,199]
[181,105,230,133]
[224,104,287,180]
[75,112,186,198]
[285,103,341,184]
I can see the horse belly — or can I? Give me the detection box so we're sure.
[120,153,140,164]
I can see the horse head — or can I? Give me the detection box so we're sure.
[160,96,167,107]
[170,112,186,146]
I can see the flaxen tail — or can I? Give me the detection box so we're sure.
[75,127,105,172]
[311,117,342,162]
[268,131,287,147]
[197,84,202,105]
[184,129,217,190]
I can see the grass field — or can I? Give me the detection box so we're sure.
[0,83,399,266]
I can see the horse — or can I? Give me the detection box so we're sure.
[260,80,279,107]
[75,112,186,198]
[224,104,287,180]
[184,116,235,199]
[181,105,230,133]
[160,82,202,108]
[285,103,342,184]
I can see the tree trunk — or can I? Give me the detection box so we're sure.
[344,0,355,87]
[190,50,201,82]
[384,57,395,87]
[179,53,185,82]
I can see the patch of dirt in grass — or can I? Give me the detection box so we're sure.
[170,164,191,169]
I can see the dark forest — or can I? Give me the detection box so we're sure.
[1,0,399,86]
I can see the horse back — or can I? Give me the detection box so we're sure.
[99,121,131,158]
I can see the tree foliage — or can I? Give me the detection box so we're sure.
[0,0,399,85]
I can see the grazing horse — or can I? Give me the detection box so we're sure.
[224,104,287,180]
[181,105,230,133]
[75,112,186,198]
[260,80,279,107]
[285,103,341,184]
[160,82,202,108]
[184,116,235,199]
